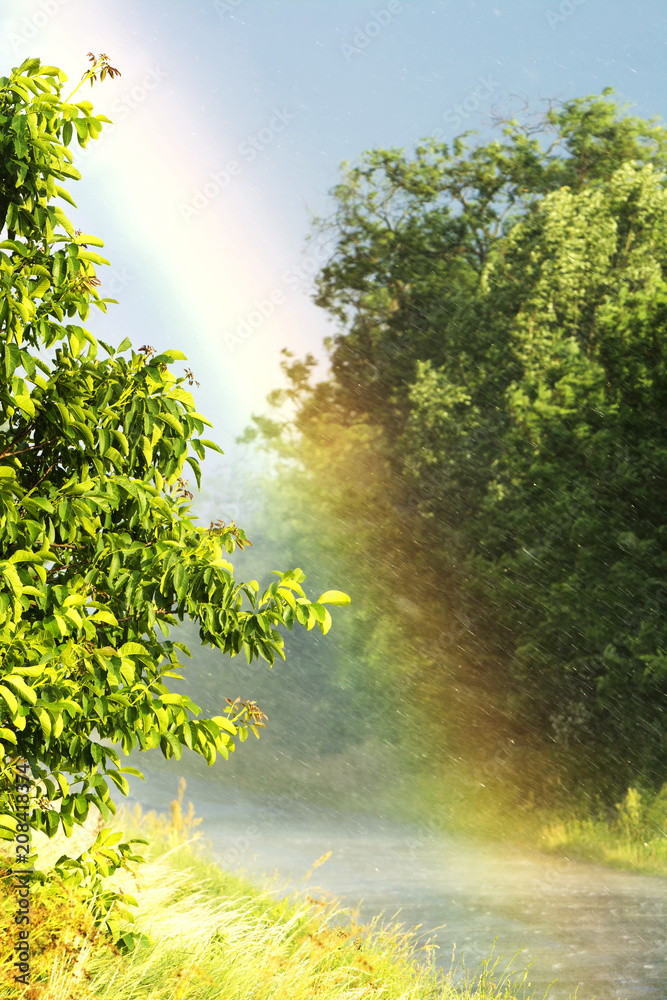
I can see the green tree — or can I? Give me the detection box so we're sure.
[0,56,348,939]
[313,91,667,435]
[255,91,667,800]
[405,159,667,783]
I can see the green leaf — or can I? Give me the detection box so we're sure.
[118,642,148,656]
[3,343,20,378]
[198,438,224,455]
[173,563,188,603]
[160,731,182,759]
[185,455,202,490]
[152,350,187,363]
[106,771,129,796]
[0,815,17,834]
[90,610,118,626]
[54,773,70,797]
[0,240,30,255]
[73,117,90,145]
[21,495,54,514]
[118,767,145,780]
[0,686,18,715]
[295,604,309,626]
[276,577,306,599]
[159,693,185,706]
[55,185,77,208]
[3,674,37,705]
[36,708,52,741]
[78,250,110,266]
[74,233,105,247]
[317,590,351,606]
[318,608,333,635]
[210,715,237,735]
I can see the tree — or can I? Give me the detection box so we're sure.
[404,159,667,786]
[254,91,667,800]
[0,55,349,941]
[312,91,667,435]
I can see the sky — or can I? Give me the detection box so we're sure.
[1,0,665,485]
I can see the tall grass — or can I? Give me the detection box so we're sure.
[539,785,667,876]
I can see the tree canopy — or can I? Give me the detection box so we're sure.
[247,90,667,799]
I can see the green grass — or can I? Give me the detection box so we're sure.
[0,782,540,1000]
[536,786,667,876]
[382,769,667,879]
[538,816,667,874]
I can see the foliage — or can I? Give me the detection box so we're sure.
[310,90,667,428]
[540,782,667,876]
[238,400,434,782]
[81,852,532,1000]
[0,857,113,997]
[0,54,348,941]
[248,90,667,801]
[241,353,544,821]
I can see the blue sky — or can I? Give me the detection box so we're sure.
[1,0,665,473]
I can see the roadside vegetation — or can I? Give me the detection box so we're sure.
[538,785,667,875]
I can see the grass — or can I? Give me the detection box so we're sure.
[538,794,667,877]
[384,768,667,879]
[0,781,540,1000]
[536,785,667,877]
[539,815,667,874]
